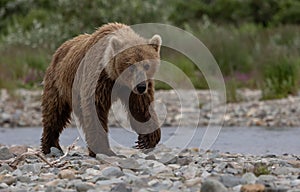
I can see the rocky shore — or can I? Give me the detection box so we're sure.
[0,89,300,192]
[0,144,299,192]
[1,89,300,128]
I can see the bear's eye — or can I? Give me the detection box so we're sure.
[144,64,150,71]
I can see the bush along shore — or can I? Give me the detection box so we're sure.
[0,143,299,191]
[1,89,300,128]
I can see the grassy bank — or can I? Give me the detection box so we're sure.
[188,23,300,100]
[0,0,299,101]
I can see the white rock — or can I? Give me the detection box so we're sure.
[148,179,159,186]
[241,172,257,184]
[101,166,124,178]
[185,177,202,187]
[85,168,101,176]
[167,164,180,169]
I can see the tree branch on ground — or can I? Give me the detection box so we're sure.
[0,137,80,169]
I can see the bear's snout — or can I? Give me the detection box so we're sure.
[135,81,147,94]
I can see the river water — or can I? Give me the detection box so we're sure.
[0,126,299,155]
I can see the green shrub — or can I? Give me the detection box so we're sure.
[0,0,172,51]
[225,78,239,103]
[190,23,300,89]
[253,163,271,176]
[156,48,207,90]
[170,0,300,27]
[262,57,299,99]
[273,0,300,25]
[0,45,50,88]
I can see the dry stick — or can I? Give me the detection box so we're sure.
[7,137,80,169]
[50,137,79,166]
[9,150,53,168]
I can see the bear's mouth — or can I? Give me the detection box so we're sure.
[133,81,147,95]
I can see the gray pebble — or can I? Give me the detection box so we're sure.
[90,175,108,183]
[95,178,123,185]
[66,179,83,188]
[17,176,31,183]
[258,174,277,182]
[158,153,177,164]
[241,172,257,184]
[0,146,14,160]
[75,182,95,192]
[12,169,22,177]
[0,163,13,173]
[201,179,228,192]
[19,163,42,174]
[273,167,297,175]
[176,156,192,166]
[145,154,156,160]
[45,186,66,192]
[214,162,227,172]
[117,158,141,170]
[290,179,300,187]
[101,167,124,178]
[220,175,241,187]
[110,183,132,192]
[49,147,64,157]
[226,167,239,175]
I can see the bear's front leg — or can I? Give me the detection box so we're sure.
[126,92,161,149]
[80,97,116,157]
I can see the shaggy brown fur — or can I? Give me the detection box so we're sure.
[41,23,161,156]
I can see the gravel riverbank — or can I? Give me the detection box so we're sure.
[0,144,299,192]
[0,89,300,192]
[1,89,300,128]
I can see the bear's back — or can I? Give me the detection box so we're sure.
[47,23,131,103]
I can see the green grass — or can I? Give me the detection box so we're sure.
[0,19,300,102]
[193,23,300,100]
[262,57,300,99]
[253,163,271,176]
[0,45,50,89]
[156,23,300,101]
[225,79,240,103]
[155,47,208,90]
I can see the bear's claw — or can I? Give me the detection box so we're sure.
[135,135,150,149]
[135,128,161,149]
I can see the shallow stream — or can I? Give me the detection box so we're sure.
[0,126,299,155]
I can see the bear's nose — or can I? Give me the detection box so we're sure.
[136,82,147,94]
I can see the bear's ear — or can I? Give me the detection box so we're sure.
[103,37,122,66]
[108,37,122,56]
[110,37,122,52]
[149,34,162,52]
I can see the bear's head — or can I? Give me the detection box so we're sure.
[104,34,161,95]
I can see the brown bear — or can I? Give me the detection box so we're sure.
[41,23,161,156]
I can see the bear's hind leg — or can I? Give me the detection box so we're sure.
[41,87,71,154]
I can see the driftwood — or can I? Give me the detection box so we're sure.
[9,149,52,169]
[0,137,79,169]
